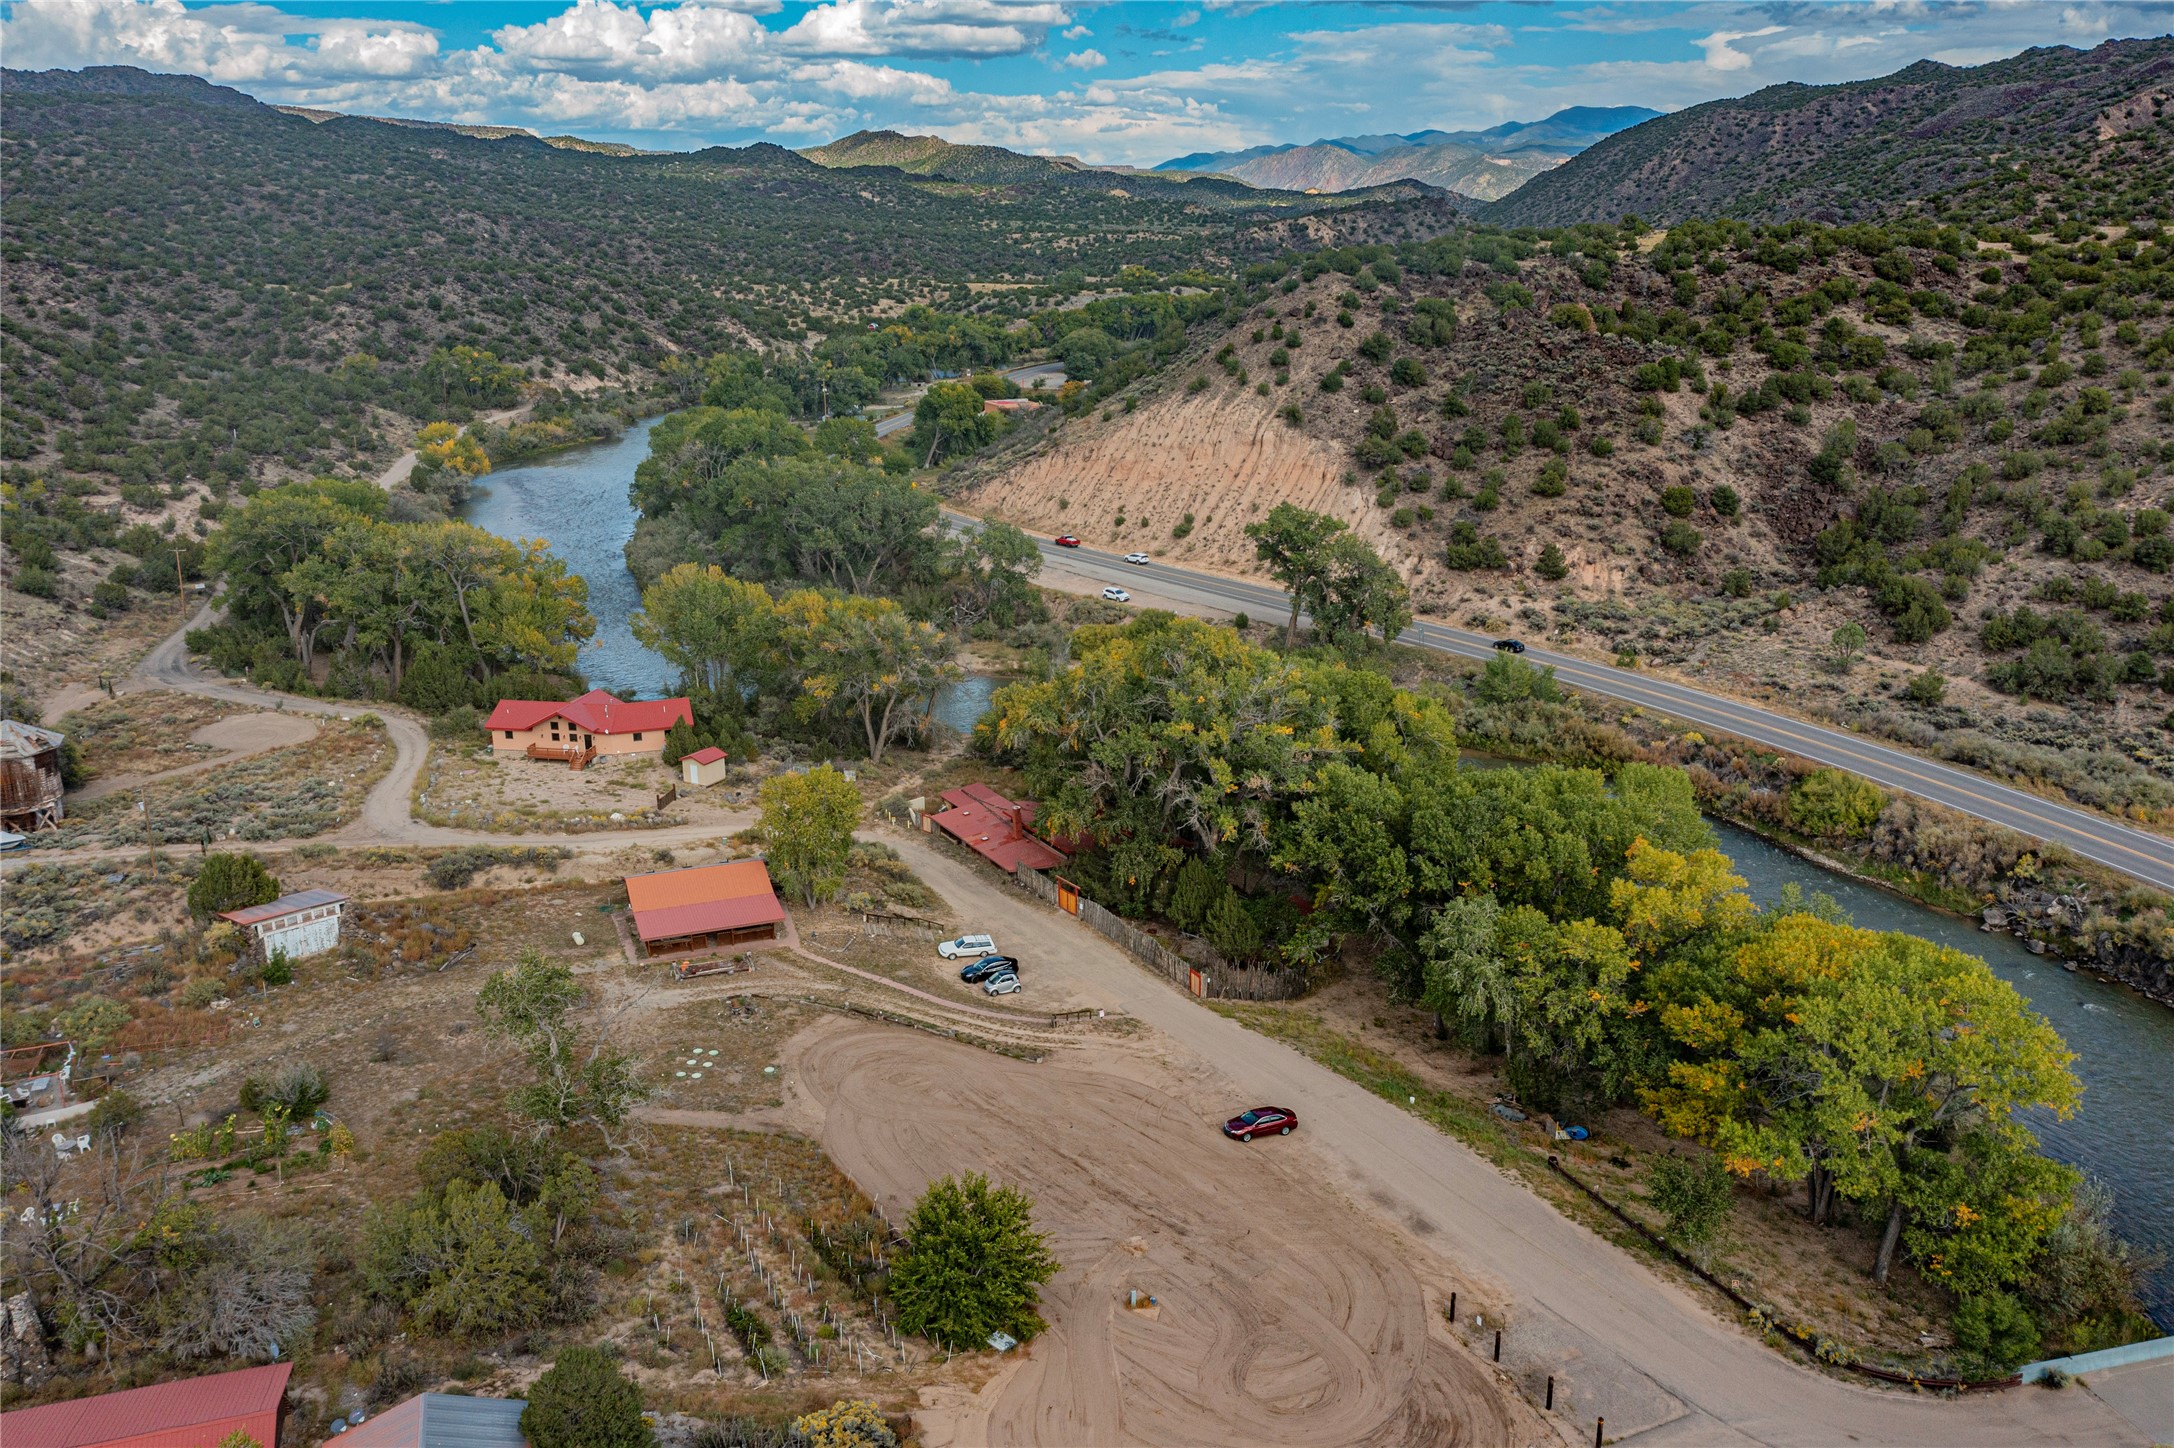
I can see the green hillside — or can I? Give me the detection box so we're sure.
[1487,38,2174,227]
[0,68,1401,486]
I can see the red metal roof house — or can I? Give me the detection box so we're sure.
[485,690,692,768]
[933,783,1069,873]
[0,1361,290,1448]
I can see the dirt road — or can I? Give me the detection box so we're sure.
[374,405,525,489]
[879,829,2161,1447]
[795,1021,1546,1448]
[7,604,754,861]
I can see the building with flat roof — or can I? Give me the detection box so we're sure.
[219,887,349,961]
[624,859,787,955]
[337,1391,527,1447]
[0,1360,290,1447]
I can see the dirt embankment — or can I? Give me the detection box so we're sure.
[960,390,1442,589]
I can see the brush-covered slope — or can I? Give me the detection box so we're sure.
[1488,38,2174,226]
[961,217,2174,794]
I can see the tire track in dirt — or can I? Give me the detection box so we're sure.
[793,1024,1544,1448]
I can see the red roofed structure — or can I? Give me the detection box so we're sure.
[625,859,787,954]
[485,689,691,768]
[0,1361,291,1448]
[933,783,1069,873]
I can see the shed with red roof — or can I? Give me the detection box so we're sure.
[0,1361,290,1448]
[624,859,787,954]
[485,690,691,765]
[679,745,732,789]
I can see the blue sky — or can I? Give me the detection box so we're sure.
[5,1,2171,166]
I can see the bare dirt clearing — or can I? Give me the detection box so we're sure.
[792,1021,1545,1448]
[75,709,320,802]
[413,739,754,835]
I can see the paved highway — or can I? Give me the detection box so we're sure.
[952,514,2174,896]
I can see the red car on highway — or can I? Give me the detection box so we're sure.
[1053,534,1082,547]
[1223,1106,1298,1141]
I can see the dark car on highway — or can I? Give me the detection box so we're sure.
[1223,1106,1298,1141]
[1492,638,1526,654]
[959,954,1020,983]
[1053,535,1081,547]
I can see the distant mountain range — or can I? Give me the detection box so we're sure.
[1155,106,1662,199]
[274,105,663,156]
[1483,37,2174,226]
[795,129,1449,211]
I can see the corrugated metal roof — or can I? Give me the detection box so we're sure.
[683,746,729,765]
[934,785,1068,873]
[0,1361,289,1446]
[633,894,787,943]
[485,691,691,737]
[219,887,349,928]
[0,719,66,759]
[623,860,776,912]
[340,1392,528,1448]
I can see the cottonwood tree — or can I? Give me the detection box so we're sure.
[910,381,998,466]
[475,951,648,1144]
[1244,503,1348,648]
[944,521,1043,633]
[989,614,1343,880]
[630,564,781,697]
[795,594,961,763]
[757,766,861,907]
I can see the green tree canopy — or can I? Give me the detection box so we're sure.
[910,381,1000,467]
[757,765,861,907]
[890,1173,1059,1350]
[520,1346,653,1448]
[187,853,281,923]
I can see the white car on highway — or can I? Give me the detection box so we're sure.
[937,933,996,959]
[1101,586,1132,603]
[1124,552,1151,565]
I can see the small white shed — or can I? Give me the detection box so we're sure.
[219,887,349,960]
[681,745,731,789]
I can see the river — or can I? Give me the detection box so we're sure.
[1712,820,2174,1326]
[463,413,2172,1326]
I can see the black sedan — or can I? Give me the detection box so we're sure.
[960,954,1020,983]
[1492,638,1527,654]
[1223,1106,1298,1141]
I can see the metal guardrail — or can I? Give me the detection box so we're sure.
[2019,1334,2174,1383]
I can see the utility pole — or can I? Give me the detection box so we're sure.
[138,799,156,881]
[171,547,186,612]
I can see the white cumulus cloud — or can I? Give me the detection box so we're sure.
[1061,48,1106,70]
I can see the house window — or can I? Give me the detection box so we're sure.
[633,733,644,742]
[504,730,514,740]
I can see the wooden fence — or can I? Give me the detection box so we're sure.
[1012,865,1309,1002]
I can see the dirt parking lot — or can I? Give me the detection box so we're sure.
[789,1021,1546,1448]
